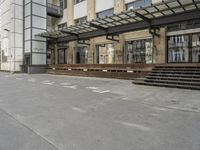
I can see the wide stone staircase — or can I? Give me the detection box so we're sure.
[133,65,200,90]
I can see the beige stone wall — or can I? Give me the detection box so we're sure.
[153,27,167,64]
[66,0,75,64]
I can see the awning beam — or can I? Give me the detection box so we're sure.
[60,29,78,36]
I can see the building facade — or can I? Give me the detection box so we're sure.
[0,0,200,72]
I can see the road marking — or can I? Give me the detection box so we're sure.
[43,82,54,85]
[71,107,86,113]
[42,80,55,85]
[16,78,24,80]
[60,83,72,86]
[116,120,150,131]
[92,90,110,94]
[63,85,77,89]
[86,87,98,90]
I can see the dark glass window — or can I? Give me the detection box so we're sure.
[60,0,67,9]
[58,22,67,30]
[97,9,114,19]
[126,0,152,10]
[74,0,85,5]
[58,49,67,64]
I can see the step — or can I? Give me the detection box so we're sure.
[146,76,200,82]
[148,73,200,78]
[133,80,200,90]
[151,70,200,75]
[155,66,200,69]
[144,79,200,86]
[153,68,200,71]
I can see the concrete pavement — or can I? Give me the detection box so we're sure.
[0,72,200,150]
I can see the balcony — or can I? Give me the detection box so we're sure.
[47,3,63,18]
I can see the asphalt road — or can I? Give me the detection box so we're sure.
[0,72,200,150]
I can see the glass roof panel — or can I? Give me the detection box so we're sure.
[156,4,168,10]
[120,20,129,24]
[104,18,114,22]
[162,10,174,15]
[167,1,180,8]
[152,12,164,17]
[135,17,142,21]
[137,9,148,15]
[128,18,136,22]
[180,0,193,5]
[145,14,154,18]
[173,8,184,13]
[118,14,129,18]
[184,4,196,11]
[114,22,122,25]
[107,23,115,27]
[97,19,107,24]
[146,7,157,13]
[111,16,121,21]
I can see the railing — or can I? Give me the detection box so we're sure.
[47,3,63,18]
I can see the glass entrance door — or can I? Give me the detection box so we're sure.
[74,46,88,64]
[58,49,67,64]
[96,44,114,64]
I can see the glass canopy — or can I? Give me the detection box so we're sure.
[37,0,200,39]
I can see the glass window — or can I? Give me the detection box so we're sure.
[192,34,200,63]
[125,39,153,64]
[58,22,67,30]
[32,3,46,18]
[32,53,46,65]
[25,41,31,53]
[168,35,189,63]
[32,41,46,53]
[63,0,67,9]
[32,16,46,29]
[25,3,30,17]
[25,16,31,29]
[97,9,114,19]
[75,16,87,25]
[126,0,152,10]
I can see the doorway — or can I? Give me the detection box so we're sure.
[24,56,31,73]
